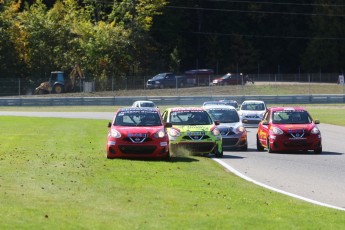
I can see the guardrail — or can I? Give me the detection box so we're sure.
[0,95,344,106]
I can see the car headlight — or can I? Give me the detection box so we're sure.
[271,127,283,135]
[109,129,121,138]
[154,129,166,138]
[169,128,180,137]
[236,126,245,133]
[311,126,320,134]
[238,111,243,116]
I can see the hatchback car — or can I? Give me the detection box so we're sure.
[106,107,171,159]
[256,107,322,154]
[204,104,247,150]
[239,100,267,126]
[161,107,223,157]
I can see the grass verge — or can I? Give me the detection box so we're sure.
[0,116,344,229]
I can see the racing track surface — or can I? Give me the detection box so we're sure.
[1,111,345,210]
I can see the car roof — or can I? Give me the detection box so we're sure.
[203,104,236,110]
[168,107,205,112]
[118,107,158,112]
[134,100,155,103]
[269,107,306,112]
[203,101,228,105]
[241,100,265,104]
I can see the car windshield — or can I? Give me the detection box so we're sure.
[241,103,265,111]
[152,73,166,79]
[203,101,227,106]
[221,74,231,79]
[220,100,238,108]
[170,110,213,125]
[207,109,239,123]
[272,110,312,124]
[115,110,162,126]
[140,102,155,107]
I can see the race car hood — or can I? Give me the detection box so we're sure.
[114,126,163,136]
[172,124,214,132]
[276,123,316,132]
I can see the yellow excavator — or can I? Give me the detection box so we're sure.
[35,64,85,94]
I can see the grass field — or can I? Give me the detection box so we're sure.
[0,105,345,229]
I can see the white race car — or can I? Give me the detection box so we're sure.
[239,100,267,126]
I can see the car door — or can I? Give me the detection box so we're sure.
[166,74,175,87]
[258,110,270,147]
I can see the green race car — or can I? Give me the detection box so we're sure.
[162,107,223,157]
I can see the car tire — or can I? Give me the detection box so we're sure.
[179,82,185,88]
[256,135,264,151]
[314,147,322,154]
[267,138,274,153]
[159,84,164,89]
[241,143,248,151]
[214,147,223,158]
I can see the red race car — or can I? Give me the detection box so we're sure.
[257,107,322,154]
[106,107,171,159]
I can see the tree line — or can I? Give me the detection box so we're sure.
[1,0,344,91]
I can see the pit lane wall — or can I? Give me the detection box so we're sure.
[0,94,344,106]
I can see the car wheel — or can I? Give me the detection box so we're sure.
[223,82,228,86]
[314,147,322,154]
[214,147,223,158]
[267,138,274,153]
[256,135,264,151]
[53,84,64,94]
[159,84,164,89]
[241,143,248,151]
[179,82,184,88]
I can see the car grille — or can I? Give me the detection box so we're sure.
[222,138,239,146]
[244,115,260,119]
[118,145,157,154]
[123,134,151,143]
[285,129,309,138]
[243,120,260,124]
[182,133,210,141]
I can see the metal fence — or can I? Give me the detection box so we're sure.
[0,72,343,97]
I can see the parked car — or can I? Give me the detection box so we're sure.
[132,100,157,108]
[146,73,186,89]
[239,100,267,126]
[203,104,247,150]
[161,107,223,157]
[211,73,244,86]
[257,107,322,154]
[106,107,171,159]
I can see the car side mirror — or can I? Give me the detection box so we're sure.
[262,120,269,125]
[314,119,320,124]
[214,120,220,125]
[108,122,111,128]
[165,122,173,128]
